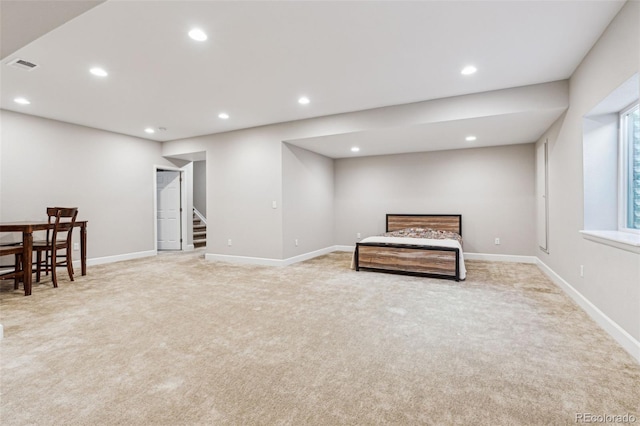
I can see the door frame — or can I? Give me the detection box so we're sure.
[154,165,188,253]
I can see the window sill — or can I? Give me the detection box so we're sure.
[580,230,640,254]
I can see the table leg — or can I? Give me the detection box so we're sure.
[22,231,33,296]
[80,223,87,276]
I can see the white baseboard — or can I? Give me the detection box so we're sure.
[464,252,537,263]
[333,247,539,265]
[205,253,284,266]
[82,250,157,267]
[206,246,343,267]
[282,246,342,266]
[70,247,197,268]
[205,248,538,267]
[333,247,537,263]
[536,259,640,363]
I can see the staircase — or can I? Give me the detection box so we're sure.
[193,210,206,248]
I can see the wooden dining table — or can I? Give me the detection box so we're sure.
[0,220,87,296]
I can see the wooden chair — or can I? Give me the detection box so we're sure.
[0,245,24,291]
[35,207,61,279]
[33,207,78,288]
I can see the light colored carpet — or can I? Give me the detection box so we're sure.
[0,250,638,425]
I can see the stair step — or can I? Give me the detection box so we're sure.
[193,209,206,248]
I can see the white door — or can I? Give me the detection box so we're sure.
[157,170,182,250]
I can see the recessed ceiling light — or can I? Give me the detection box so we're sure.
[351,147,360,152]
[298,96,310,105]
[14,97,30,105]
[218,112,229,119]
[145,128,155,134]
[461,65,477,75]
[465,135,477,141]
[90,67,108,77]
[189,28,207,42]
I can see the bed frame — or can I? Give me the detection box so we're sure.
[354,214,463,281]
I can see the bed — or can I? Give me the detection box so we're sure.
[354,214,466,281]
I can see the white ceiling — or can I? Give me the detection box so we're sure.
[0,0,106,60]
[290,108,567,158]
[0,0,625,157]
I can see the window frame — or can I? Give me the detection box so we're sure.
[618,101,640,234]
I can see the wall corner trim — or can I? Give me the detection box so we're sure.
[536,258,640,364]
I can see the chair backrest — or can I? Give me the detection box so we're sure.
[45,207,57,243]
[50,207,78,244]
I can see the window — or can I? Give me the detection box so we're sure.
[620,102,640,232]
[581,74,640,253]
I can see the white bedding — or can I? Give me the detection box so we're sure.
[353,236,466,279]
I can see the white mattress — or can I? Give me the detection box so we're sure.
[354,236,466,279]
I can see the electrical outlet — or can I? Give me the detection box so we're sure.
[494,238,500,245]
[580,265,584,277]
[73,243,79,251]
[227,239,232,247]
[295,239,299,247]
[357,233,361,239]
[272,201,277,209]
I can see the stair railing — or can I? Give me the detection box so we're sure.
[193,207,207,225]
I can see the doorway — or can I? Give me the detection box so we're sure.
[156,169,182,250]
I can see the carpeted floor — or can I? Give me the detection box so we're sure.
[0,250,638,425]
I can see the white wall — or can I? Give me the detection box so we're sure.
[163,83,563,262]
[163,124,335,262]
[193,160,206,216]
[535,0,640,342]
[174,127,286,260]
[282,144,334,259]
[0,109,177,260]
[583,113,618,230]
[334,144,536,255]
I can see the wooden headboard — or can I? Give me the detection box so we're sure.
[386,214,462,235]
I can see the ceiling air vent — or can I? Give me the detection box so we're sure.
[7,58,39,71]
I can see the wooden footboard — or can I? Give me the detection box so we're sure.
[355,243,461,281]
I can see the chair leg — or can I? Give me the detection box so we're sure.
[66,246,74,282]
[36,250,42,283]
[45,249,50,276]
[13,253,22,290]
[51,248,58,288]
